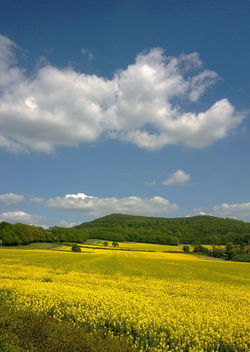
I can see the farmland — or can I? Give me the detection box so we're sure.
[60,241,184,252]
[0,245,249,351]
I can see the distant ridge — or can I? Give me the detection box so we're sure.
[76,213,250,245]
[1,213,250,246]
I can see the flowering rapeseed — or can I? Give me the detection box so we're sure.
[0,248,249,351]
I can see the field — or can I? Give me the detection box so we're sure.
[60,241,184,252]
[0,245,249,351]
[80,240,225,252]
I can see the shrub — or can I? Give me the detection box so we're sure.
[211,246,225,258]
[71,244,81,252]
[182,245,190,253]
[42,277,53,283]
[232,254,250,262]
[193,245,209,254]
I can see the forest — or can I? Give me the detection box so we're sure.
[0,213,250,246]
[76,213,250,245]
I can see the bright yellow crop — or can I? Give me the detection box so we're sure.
[0,248,249,351]
[73,241,184,252]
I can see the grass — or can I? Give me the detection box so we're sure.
[0,242,60,250]
[0,305,134,352]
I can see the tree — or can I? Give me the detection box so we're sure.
[240,243,246,254]
[225,242,235,260]
[1,229,15,245]
[212,246,225,258]
[182,245,190,253]
[193,245,209,255]
[71,244,81,252]
[112,241,119,247]
[103,241,109,247]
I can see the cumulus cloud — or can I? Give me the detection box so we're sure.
[0,35,244,153]
[0,210,45,225]
[212,202,250,220]
[163,170,190,186]
[0,192,24,205]
[47,193,178,218]
[59,220,81,227]
[197,211,207,216]
[65,192,94,200]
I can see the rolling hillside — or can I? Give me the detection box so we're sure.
[1,213,250,246]
[76,213,250,245]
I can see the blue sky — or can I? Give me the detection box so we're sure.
[0,0,249,227]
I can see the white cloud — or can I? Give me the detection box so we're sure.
[212,202,250,220]
[0,35,244,153]
[47,193,178,218]
[0,210,45,225]
[59,220,81,228]
[0,35,23,91]
[65,192,94,200]
[198,211,207,216]
[163,170,190,186]
[0,193,24,205]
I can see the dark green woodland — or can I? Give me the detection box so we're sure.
[1,213,249,247]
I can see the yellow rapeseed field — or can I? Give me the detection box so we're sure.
[79,241,184,252]
[0,247,249,351]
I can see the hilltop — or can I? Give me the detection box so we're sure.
[76,213,250,245]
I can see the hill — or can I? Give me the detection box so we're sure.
[1,213,250,246]
[76,213,250,245]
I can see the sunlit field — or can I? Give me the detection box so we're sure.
[0,246,249,351]
[61,241,184,252]
[79,240,225,252]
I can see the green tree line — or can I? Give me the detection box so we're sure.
[0,222,88,246]
[1,214,250,246]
